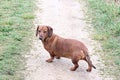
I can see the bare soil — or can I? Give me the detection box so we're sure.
[25,0,112,80]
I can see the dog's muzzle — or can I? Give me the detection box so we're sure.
[39,36,43,40]
[39,37,42,40]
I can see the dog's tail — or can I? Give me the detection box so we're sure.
[86,54,96,69]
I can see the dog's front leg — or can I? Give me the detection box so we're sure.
[46,53,54,63]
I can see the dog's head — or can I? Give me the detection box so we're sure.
[36,25,53,41]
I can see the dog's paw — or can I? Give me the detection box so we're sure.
[70,67,76,71]
[46,59,53,63]
[86,68,91,72]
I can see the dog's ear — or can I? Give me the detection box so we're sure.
[47,26,53,37]
[36,25,39,36]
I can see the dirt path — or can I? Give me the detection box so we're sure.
[25,0,106,80]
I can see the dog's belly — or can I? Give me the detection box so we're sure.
[52,39,81,59]
[53,46,74,59]
[55,51,73,59]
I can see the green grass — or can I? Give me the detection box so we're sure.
[87,0,120,80]
[0,0,34,80]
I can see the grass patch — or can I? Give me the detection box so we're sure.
[87,0,120,79]
[21,13,35,19]
[0,0,34,80]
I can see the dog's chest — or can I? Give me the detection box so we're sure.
[43,42,54,53]
[44,44,50,50]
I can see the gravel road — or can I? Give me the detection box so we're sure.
[24,0,109,80]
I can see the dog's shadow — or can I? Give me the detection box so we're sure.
[47,57,89,72]
[37,53,95,79]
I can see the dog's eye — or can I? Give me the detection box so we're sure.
[44,31,47,33]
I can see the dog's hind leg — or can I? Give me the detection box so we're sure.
[84,55,96,72]
[70,59,79,71]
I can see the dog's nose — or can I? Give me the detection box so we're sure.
[39,37,42,40]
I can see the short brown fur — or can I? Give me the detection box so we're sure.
[36,25,96,72]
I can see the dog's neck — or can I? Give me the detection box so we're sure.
[42,34,57,44]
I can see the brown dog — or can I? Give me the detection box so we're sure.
[36,25,96,72]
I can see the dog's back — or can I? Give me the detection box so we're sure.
[53,37,88,58]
